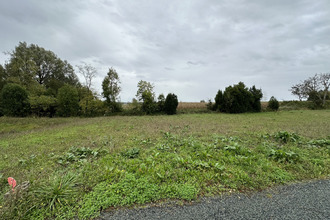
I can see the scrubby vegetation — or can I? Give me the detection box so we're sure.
[267,96,279,111]
[0,111,329,219]
[211,82,263,113]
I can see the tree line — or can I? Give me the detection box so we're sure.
[0,42,178,117]
[0,42,328,117]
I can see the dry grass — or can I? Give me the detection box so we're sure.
[177,102,207,110]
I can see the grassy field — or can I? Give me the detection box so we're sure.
[0,110,329,219]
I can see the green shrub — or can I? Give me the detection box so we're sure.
[273,131,300,143]
[157,94,165,112]
[121,147,140,159]
[56,85,79,117]
[164,93,178,115]
[213,82,262,113]
[29,95,57,117]
[269,149,299,163]
[0,83,30,117]
[267,96,279,111]
[141,91,157,114]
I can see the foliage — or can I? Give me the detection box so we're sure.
[213,90,223,111]
[267,96,279,111]
[164,93,179,115]
[56,85,79,117]
[136,80,155,101]
[157,94,166,112]
[141,91,157,114]
[1,112,329,219]
[54,147,108,166]
[102,67,121,113]
[5,42,80,95]
[34,173,78,212]
[269,149,300,163]
[291,73,330,107]
[273,131,300,143]
[121,147,140,159]
[0,64,6,92]
[0,83,30,117]
[213,82,263,113]
[79,93,106,117]
[29,95,57,117]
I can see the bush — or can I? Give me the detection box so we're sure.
[157,94,165,112]
[141,91,157,114]
[213,82,263,113]
[56,85,79,117]
[267,96,279,111]
[0,83,30,117]
[29,95,57,117]
[164,93,178,115]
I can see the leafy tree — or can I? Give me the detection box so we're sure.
[136,80,154,101]
[136,80,157,114]
[0,83,30,116]
[214,90,224,111]
[157,94,165,112]
[213,82,262,113]
[102,67,121,112]
[141,91,157,114]
[164,93,178,115]
[79,94,106,117]
[5,42,80,96]
[29,95,57,117]
[0,64,6,92]
[249,86,263,112]
[56,85,79,117]
[291,73,330,107]
[267,96,279,111]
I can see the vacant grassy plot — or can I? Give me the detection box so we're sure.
[0,110,329,219]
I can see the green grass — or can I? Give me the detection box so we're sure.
[0,110,329,219]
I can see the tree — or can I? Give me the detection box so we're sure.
[249,86,263,112]
[102,67,121,112]
[213,82,263,113]
[136,80,154,101]
[0,83,30,117]
[214,90,224,111]
[157,94,165,112]
[56,85,79,117]
[291,73,330,107]
[0,64,6,92]
[267,96,279,111]
[164,93,178,115]
[77,63,96,92]
[29,95,57,117]
[141,91,157,114]
[136,80,157,114]
[77,63,97,115]
[5,42,80,96]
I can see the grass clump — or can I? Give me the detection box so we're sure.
[53,146,107,166]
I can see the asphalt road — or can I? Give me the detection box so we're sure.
[99,179,330,220]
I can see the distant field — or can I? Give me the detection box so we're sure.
[177,102,207,110]
[0,110,329,219]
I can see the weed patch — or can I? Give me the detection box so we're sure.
[1,111,329,219]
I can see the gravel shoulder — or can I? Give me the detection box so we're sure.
[99,179,330,220]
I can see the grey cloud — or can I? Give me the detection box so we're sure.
[0,0,330,101]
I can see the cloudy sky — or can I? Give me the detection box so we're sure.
[1,0,330,101]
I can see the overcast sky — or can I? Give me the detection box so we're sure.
[1,0,330,101]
